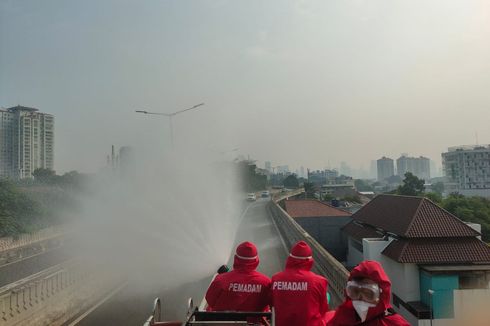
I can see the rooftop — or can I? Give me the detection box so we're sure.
[382,237,490,264]
[284,199,351,218]
[6,105,38,112]
[447,144,490,152]
[344,194,490,265]
[342,221,381,242]
[350,194,479,238]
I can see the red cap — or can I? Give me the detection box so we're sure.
[235,241,258,260]
[289,241,312,259]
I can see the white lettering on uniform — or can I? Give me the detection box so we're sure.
[228,283,262,293]
[272,281,308,291]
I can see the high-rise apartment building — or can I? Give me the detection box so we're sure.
[442,145,490,197]
[264,161,272,172]
[396,155,430,181]
[0,105,54,179]
[376,156,394,181]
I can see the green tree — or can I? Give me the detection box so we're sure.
[303,182,315,198]
[354,179,374,192]
[32,168,57,184]
[283,175,299,188]
[424,192,443,204]
[0,180,44,236]
[442,194,490,242]
[397,172,425,196]
[431,182,445,195]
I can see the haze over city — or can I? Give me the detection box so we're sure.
[2,0,490,174]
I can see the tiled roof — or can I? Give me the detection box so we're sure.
[342,221,381,242]
[284,199,351,218]
[351,194,479,238]
[382,238,490,264]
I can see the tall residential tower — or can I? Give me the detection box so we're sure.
[0,105,54,179]
[376,156,394,181]
[396,155,430,181]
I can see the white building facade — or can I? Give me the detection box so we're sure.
[396,155,431,181]
[442,145,490,198]
[0,106,54,179]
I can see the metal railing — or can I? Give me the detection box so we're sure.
[0,226,64,253]
[267,195,349,307]
[0,265,86,325]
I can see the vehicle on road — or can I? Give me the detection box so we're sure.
[260,191,270,198]
[246,193,256,201]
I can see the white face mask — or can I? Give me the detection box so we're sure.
[352,300,377,322]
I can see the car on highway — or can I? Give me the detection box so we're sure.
[246,193,256,201]
[261,191,270,198]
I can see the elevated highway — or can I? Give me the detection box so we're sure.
[73,197,287,325]
[73,191,349,325]
[1,191,349,325]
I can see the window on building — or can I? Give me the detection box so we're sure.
[459,272,489,290]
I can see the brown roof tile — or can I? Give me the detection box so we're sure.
[342,221,381,242]
[382,238,490,264]
[351,194,479,238]
[284,199,351,218]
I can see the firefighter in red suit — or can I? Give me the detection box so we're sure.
[326,260,410,326]
[205,241,271,312]
[271,241,329,326]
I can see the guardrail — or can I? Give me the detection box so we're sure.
[0,226,64,253]
[0,264,86,325]
[267,193,349,307]
[0,260,123,326]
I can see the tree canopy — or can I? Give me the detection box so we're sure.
[303,182,315,198]
[354,179,374,192]
[283,175,299,188]
[397,172,425,196]
[441,194,490,242]
[0,180,45,237]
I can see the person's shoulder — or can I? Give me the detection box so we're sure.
[308,271,328,283]
[213,270,237,282]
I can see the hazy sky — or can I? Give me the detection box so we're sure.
[1,0,490,174]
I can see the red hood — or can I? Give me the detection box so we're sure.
[347,260,392,320]
[285,255,314,271]
[233,255,259,272]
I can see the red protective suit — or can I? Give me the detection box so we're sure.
[326,260,410,326]
[205,242,271,312]
[271,241,329,326]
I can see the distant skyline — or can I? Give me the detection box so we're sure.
[2,1,489,174]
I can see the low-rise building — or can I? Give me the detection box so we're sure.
[343,194,490,325]
[284,199,351,262]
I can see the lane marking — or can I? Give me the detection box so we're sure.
[66,281,128,326]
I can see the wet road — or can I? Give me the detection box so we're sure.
[0,245,71,288]
[74,198,287,326]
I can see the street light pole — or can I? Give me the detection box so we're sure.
[136,103,204,148]
[428,289,434,326]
